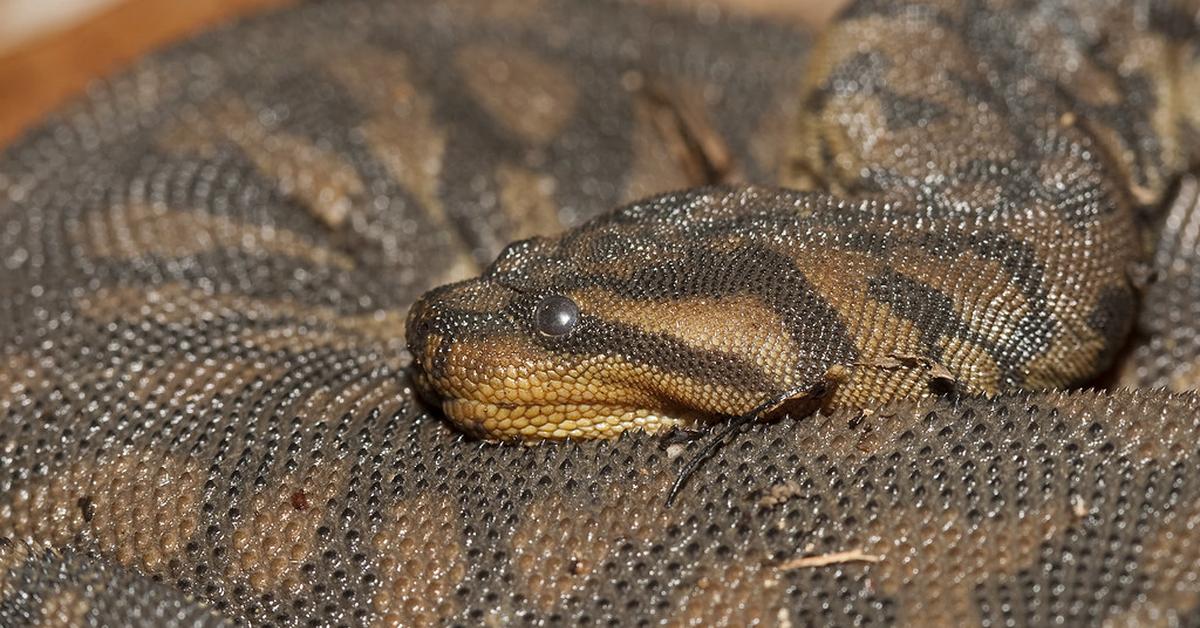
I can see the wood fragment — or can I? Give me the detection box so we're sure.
[778,549,882,570]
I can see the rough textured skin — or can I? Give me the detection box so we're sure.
[2,0,1200,627]
[409,0,1199,439]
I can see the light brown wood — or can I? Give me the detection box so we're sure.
[0,0,847,150]
[0,0,294,148]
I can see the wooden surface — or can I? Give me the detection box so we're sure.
[0,0,293,148]
[0,0,844,150]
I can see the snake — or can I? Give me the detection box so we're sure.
[3,0,1200,625]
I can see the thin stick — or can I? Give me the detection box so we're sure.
[664,382,829,507]
[778,549,882,570]
[664,409,758,506]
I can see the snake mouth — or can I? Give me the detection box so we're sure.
[439,397,693,440]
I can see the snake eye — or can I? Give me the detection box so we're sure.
[534,295,579,337]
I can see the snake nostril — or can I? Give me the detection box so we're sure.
[406,303,435,355]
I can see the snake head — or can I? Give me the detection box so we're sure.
[406,186,853,440]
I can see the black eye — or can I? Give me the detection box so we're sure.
[534,295,579,337]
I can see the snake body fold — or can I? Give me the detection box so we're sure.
[409,0,1197,439]
[3,0,1200,625]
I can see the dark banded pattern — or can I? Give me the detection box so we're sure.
[6,0,1200,625]
[410,0,1199,440]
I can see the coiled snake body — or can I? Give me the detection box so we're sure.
[2,0,1200,625]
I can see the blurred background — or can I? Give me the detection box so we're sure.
[0,0,845,148]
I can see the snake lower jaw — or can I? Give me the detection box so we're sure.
[438,397,697,440]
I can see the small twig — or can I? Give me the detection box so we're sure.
[665,411,755,506]
[665,382,833,507]
[778,549,882,570]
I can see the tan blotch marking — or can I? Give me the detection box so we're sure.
[323,47,479,283]
[325,50,447,227]
[750,85,805,186]
[670,560,788,627]
[0,452,203,573]
[456,44,578,144]
[372,494,467,625]
[71,202,354,270]
[771,399,1076,625]
[496,163,563,240]
[512,475,676,612]
[867,505,1069,627]
[76,283,407,357]
[0,352,52,414]
[208,372,390,591]
[225,461,349,593]
[0,539,36,599]
[37,587,91,628]
[641,0,848,27]
[1186,49,1200,139]
[622,82,712,202]
[159,98,365,230]
[789,14,1016,190]
[439,0,545,21]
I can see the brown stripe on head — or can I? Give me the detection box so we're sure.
[570,289,801,390]
[408,240,815,440]
[783,244,919,353]
[408,187,878,440]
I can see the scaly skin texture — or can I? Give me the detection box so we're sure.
[408,0,1200,440]
[3,0,1200,626]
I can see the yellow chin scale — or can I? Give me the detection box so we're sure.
[442,398,685,440]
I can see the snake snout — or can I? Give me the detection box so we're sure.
[405,278,519,396]
[405,292,448,382]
